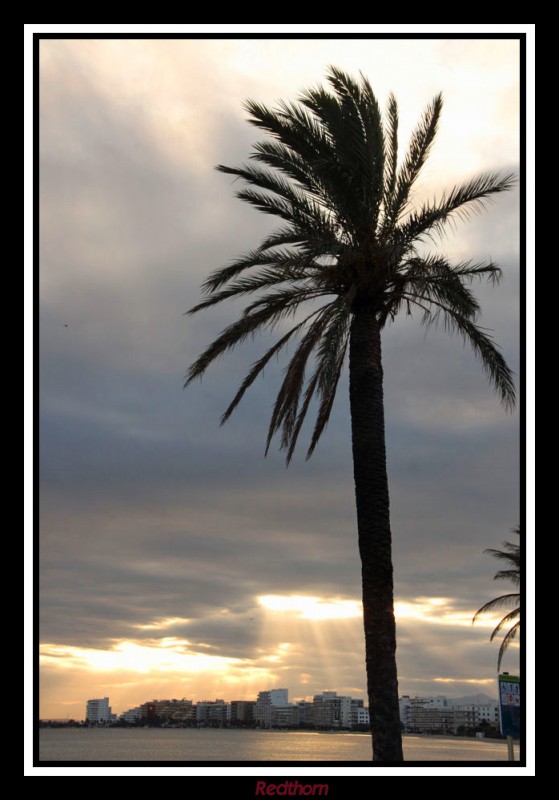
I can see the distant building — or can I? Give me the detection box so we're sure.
[255,689,289,726]
[140,701,157,721]
[86,697,112,723]
[406,696,454,734]
[398,695,499,734]
[294,701,314,728]
[399,696,411,731]
[350,700,369,729]
[149,699,171,720]
[452,706,476,733]
[196,699,228,726]
[411,704,453,735]
[452,703,499,733]
[121,705,143,723]
[271,704,298,728]
[120,699,194,724]
[229,701,255,727]
[155,699,194,723]
[312,692,352,729]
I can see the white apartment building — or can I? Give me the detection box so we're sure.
[254,689,289,726]
[86,697,112,723]
[352,706,370,727]
[454,703,500,728]
[399,695,500,734]
[120,705,143,722]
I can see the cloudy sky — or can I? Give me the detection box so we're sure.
[39,37,521,720]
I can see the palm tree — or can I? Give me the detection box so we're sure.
[473,528,520,671]
[185,68,516,761]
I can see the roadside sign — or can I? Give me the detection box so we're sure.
[499,674,520,738]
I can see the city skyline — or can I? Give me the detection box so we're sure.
[39,37,520,721]
[47,687,500,723]
[44,688,507,742]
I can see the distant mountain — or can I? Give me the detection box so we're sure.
[451,693,497,705]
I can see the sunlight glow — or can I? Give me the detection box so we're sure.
[39,638,281,682]
[258,594,500,628]
[258,595,362,620]
[395,598,500,628]
[133,616,190,630]
[434,677,495,685]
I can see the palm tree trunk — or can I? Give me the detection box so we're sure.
[349,310,403,762]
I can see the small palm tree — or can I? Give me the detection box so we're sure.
[186,68,516,761]
[473,527,520,670]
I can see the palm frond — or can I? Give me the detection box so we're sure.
[489,606,520,640]
[451,316,516,410]
[384,93,443,229]
[220,306,329,425]
[200,248,304,294]
[494,569,520,585]
[284,366,321,464]
[244,98,329,162]
[485,543,520,561]
[185,286,323,386]
[246,97,348,221]
[217,163,339,236]
[192,255,320,313]
[191,271,306,315]
[401,270,494,326]
[261,96,366,242]
[484,539,520,585]
[383,93,399,208]
[473,527,520,670]
[306,301,351,459]
[473,593,520,621]
[233,188,302,222]
[265,304,335,454]
[241,285,330,317]
[321,66,385,228]
[497,621,520,671]
[403,295,516,410]
[399,171,516,245]
[250,139,322,195]
[400,256,487,320]
[285,297,352,463]
[258,226,311,252]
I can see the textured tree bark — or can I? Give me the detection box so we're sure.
[349,311,403,762]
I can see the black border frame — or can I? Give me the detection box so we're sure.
[33,30,527,771]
